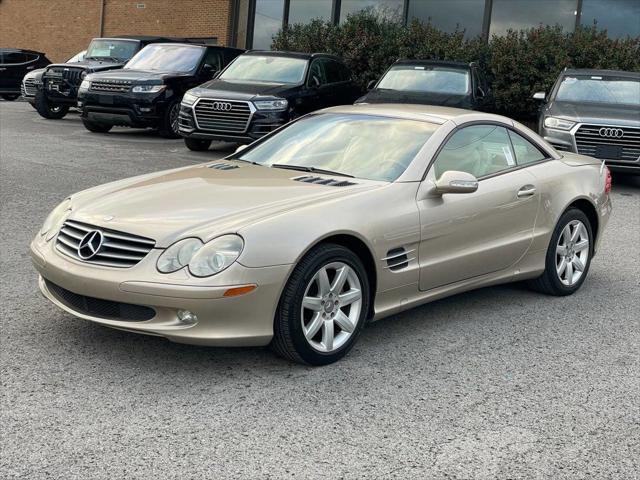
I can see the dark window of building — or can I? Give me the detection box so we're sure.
[340,0,404,23]
[253,0,285,50]
[289,0,333,24]
[407,0,485,38]
[580,0,640,38]
[489,0,578,37]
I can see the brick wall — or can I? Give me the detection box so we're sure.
[0,0,232,63]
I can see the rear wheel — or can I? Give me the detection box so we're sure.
[34,91,69,119]
[82,119,112,133]
[1,94,20,101]
[271,243,370,365]
[158,98,181,138]
[184,138,212,151]
[528,208,593,296]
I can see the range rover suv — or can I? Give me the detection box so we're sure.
[535,68,640,174]
[78,43,243,137]
[35,36,181,120]
[0,48,50,100]
[356,60,491,110]
[178,51,360,150]
[22,50,85,108]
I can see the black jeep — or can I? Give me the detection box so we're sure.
[34,36,186,119]
[78,43,243,137]
[0,48,50,101]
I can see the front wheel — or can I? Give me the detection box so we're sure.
[82,119,112,133]
[1,94,20,101]
[528,208,593,296]
[158,98,181,138]
[34,91,69,119]
[271,243,370,365]
[184,138,212,151]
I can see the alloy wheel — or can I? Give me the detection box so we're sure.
[555,219,590,286]
[170,103,180,133]
[301,262,362,353]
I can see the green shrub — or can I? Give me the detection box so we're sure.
[272,11,640,120]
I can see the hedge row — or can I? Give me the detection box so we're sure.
[272,12,640,119]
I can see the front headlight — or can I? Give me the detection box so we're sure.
[544,116,576,131]
[253,98,288,111]
[40,198,72,240]
[132,85,166,93]
[189,235,244,277]
[182,91,199,105]
[157,238,203,273]
[79,80,90,91]
[80,71,88,79]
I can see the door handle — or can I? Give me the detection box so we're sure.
[517,185,536,198]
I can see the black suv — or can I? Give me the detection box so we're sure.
[78,43,243,137]
[356,60,491,110]
[0,48,50,100]
[35,36,184,119]
[178,51,361,150]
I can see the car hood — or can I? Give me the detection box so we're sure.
[88,68,192,83]
[46,59,125,73]
[192,80,298,101]
[357,89,473,109]
[546,101,640,127]
[68,162,379,247]
[24,68,46,80]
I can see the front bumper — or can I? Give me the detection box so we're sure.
[30,233,292,347]
[79,90,167,128]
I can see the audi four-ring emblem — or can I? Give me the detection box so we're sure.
[598,127,624,138]
[211,102,232,111]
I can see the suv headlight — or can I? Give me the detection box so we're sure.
[79,80,90,91]
[182,91,199,105]
[132,85,166,93]
[253,98,288,111]
[40,198,72,240]
[544,117,576,131]
[157,235,244,277]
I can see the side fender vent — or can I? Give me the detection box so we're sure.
[208,162,239,170]
[293,175,356,187]
[383,247,415,271]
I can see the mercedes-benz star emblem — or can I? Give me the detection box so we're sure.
[598,127,624,138]
[77,230,104,260]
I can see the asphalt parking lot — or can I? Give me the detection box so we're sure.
[1,100,639,479]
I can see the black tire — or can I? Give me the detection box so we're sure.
[528,208,594,296]
[1,94,20,101]
[158,98,181,138]
[184,138,212,152]
[82,119,112,133]
[271,243,370,366]
[34,91,69,119]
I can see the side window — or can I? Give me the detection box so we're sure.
[3,52,27,64]
[24,53,39,63]
[508,130,546,165]
[433,125,517,179]
[323,59,345,84]
[203,49,222,71]
[308,59,326,87]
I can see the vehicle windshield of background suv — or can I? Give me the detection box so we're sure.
[555,75,640,106]
[124,44,204,73]
[377,66,470,95]
[219,55,308,84]
[85,39,139,62]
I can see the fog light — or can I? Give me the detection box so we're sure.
[139,107,152,112]
[177,309,198,324]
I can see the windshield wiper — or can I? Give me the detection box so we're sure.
[271,164,354,178]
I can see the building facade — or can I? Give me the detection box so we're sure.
[1,0,638,62]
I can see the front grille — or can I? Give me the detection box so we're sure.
[550,142,571,152]
[90,80,132,93]
[575,124,640,163]
[45,279,155,321]
[48,66,85,87]
[55,220,155,268]
[193,99,252,133]
[22,78,37,97]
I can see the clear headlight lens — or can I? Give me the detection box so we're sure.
[157,238,203,273]
[80,71,88,79]
[40,198,72,240]
[79,80,90,91]
[253,98,288,111]
[544,117,576,130]
[188,235,244,277]
[132,85,166,93]
[182,91,199,105]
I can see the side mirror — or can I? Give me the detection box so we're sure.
[234,144,248,154]
[434,171,479,195]
[533,91,546,101]
[367,80,377,91]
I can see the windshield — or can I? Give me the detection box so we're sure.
[219,55,308,84]
[237,113,438,181]
[377,66,471,95]
[555,75,640,106]
[125,45,203,72]
[86,39,139,62]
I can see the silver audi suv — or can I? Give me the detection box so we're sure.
[534,68,640,174]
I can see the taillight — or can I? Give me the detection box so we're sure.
[604,166,612,195]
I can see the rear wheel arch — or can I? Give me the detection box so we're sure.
[564,198,599,250]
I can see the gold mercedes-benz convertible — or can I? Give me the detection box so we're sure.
[31,104,612,365]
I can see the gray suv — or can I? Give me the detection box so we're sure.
[534,68,640,174]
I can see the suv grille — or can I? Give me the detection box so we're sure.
[575,124,640,163]
[22,77,37,97]
[56,220,155,268]
[193,99,252,133]
[47,66,85,87]
[45,279,155,321]
[90,80,132,93]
